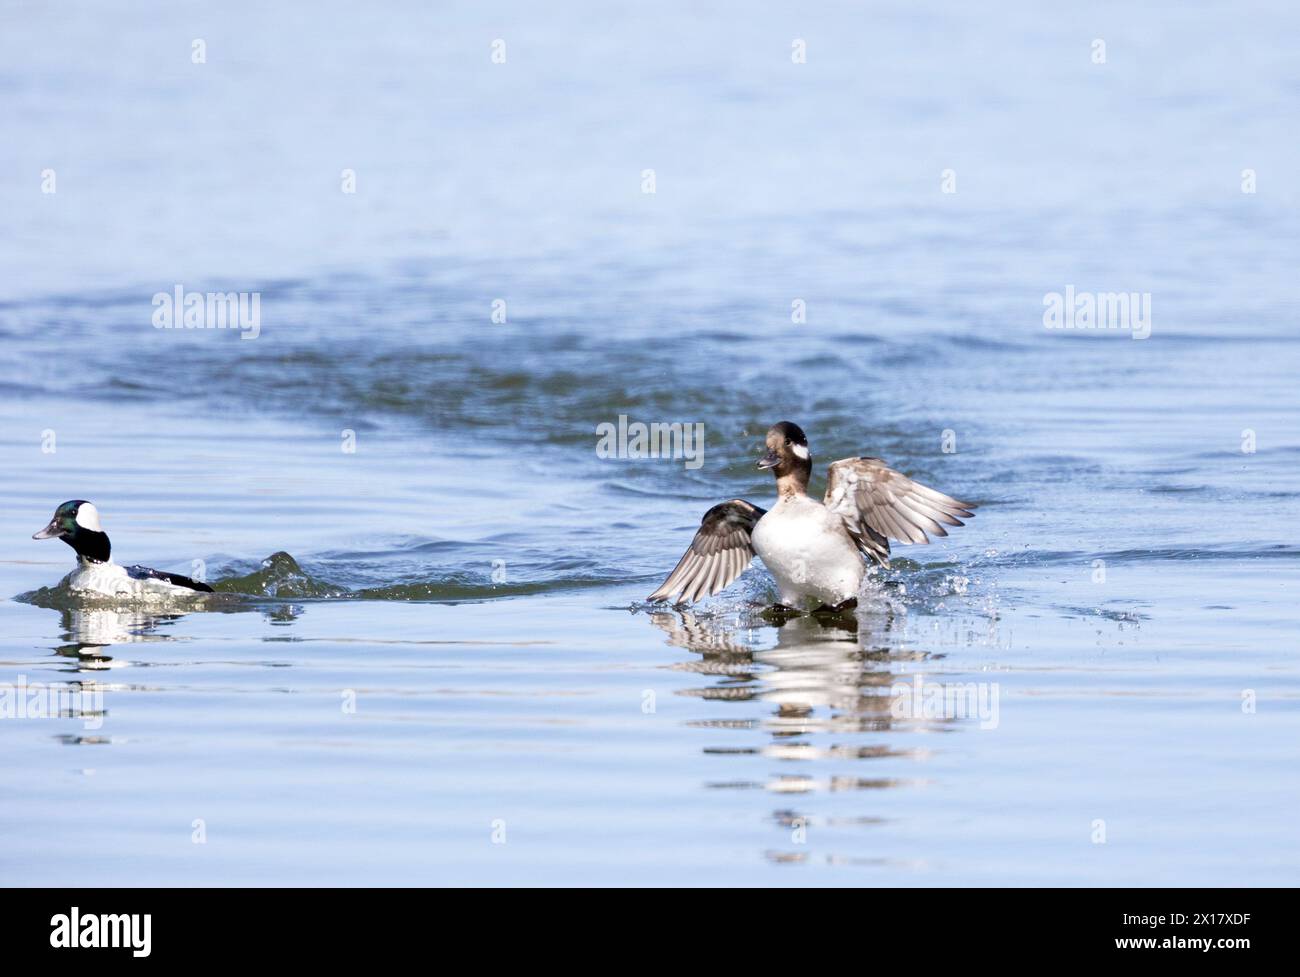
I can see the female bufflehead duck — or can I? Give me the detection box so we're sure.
[648,422,976,608]
[33,500,214,599]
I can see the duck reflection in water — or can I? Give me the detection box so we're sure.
[648,606,948,741]
[646,605,971,869]
[47,602,302,669]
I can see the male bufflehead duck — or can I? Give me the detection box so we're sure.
[33,500,214,599]
[648,422,976,608]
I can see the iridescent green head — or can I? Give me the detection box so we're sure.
[33,500,111,563]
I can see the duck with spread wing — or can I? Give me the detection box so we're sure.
[647,422,976,609]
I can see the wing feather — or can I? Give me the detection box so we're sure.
[647,499,766,603]
[823,457,976,567]
[125,564,215,593]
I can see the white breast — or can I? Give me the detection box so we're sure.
[751,496,864,606]
[63,562,201,602]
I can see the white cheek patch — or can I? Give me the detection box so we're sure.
[791,443,810,460]
[74,503,103,532]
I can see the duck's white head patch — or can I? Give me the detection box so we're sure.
[791,443,810,460]
[74,502,103,532]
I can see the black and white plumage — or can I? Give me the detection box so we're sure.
[648,422,976,607]
[32,500,214,599]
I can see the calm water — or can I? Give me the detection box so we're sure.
[1,1,1298,886]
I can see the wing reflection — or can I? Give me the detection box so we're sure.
[645,606,978,871]
[650,608,952,738]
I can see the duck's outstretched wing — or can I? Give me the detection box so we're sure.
[647,499,766,603]
[126,564,215,593]
[823,458,975,568]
